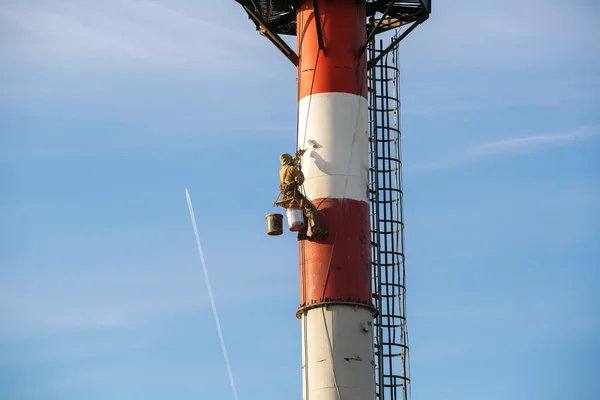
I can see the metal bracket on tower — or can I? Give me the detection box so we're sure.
[367,20,421,70]
[359,2,395,57]
[313,0,325,50]
[235,0,299,66]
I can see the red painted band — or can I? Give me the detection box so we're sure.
[299,198,372,306]
[296,0,368,100]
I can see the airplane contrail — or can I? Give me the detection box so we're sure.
[185,188,239,400]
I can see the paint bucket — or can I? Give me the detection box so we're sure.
[286,207,305,231]
[266,213,284,236]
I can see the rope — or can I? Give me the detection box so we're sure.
[294,10,303,151]
[296,8,321,154]
[298,49,320,153]
[297,8,372,400]
[314,11,371,400]
[318,23,370,303]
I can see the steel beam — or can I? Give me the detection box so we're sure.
[236,0,299,65]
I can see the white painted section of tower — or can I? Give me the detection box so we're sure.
[300,305,376,400]
[297,93,369,203]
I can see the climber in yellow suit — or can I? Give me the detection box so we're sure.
[276,151,328,241]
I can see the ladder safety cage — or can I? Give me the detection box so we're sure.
[368,36,411,400]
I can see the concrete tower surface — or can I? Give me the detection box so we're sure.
[235,1,431,399]
[296,2,374,400]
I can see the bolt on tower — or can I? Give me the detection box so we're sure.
[235,1,431,399]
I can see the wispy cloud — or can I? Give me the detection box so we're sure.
[414,126,600,170]
[396,0,600,115]
[0,260,206,341]
[402,0,599,69]
[0,330,153,367]
[412,287,598,362]
[0,0,265,70]
[470,129,600,156]
[0,221,298,342]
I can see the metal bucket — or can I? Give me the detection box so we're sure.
[266,213,284,236]
[286,207,305,232]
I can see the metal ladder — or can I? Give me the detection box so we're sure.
[368,36,412,400]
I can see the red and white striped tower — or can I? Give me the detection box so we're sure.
[295,1,374,399]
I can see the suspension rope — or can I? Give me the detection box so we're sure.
[318,30,371,303]
[295,6,344,400]
[296,9,321,154]
[290,9,400,400]
[298,51,320,154]
[294,9,377,400]
[315,13,372,400]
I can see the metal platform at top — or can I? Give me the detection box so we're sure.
[235,1,431,65]
[238,1,430,36]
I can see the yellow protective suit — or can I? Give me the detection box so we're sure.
[277,153,327,240]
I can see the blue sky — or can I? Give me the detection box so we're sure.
[0,0,598,399]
